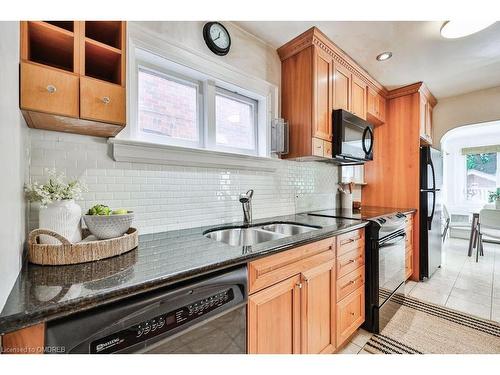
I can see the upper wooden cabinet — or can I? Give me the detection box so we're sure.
[19,21,126,137]
[366,87,386,125]
[420,94,434,144]
[278,27,387,160]
[351,75,367,120]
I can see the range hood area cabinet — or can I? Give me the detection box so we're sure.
[19,21,126,137]
[277,27,387,160]
[363,82,437,281]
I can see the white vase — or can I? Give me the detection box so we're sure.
[39,200,82,244]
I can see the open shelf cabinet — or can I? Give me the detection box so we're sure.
[20,21,127,137]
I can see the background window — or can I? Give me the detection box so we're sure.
[138,69,199,142]
[215,90,257,152]
[466,152,497,202]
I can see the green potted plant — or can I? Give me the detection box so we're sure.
[25,168,87,244]
[488,188,500,209]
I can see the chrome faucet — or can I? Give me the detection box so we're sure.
[239,189,254,225]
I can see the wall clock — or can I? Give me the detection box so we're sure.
[203,22,231,56]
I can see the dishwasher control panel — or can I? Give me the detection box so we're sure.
[90,288,234,354]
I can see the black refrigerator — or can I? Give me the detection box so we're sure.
[419,146,443,279]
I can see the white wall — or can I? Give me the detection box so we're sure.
[433,85,500,148]
[0,22,29,311]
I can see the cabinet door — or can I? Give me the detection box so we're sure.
[425,103,433,142]
[419,95,427,140]
[80,77,125,124]
[20,62,79,118]
[351,75,367,119]
[313,49,333,141]
[333,64,350,111]
[248,275,302,354]
[336,285,365,346]
[301,261,336,354]
[366,88,378,118]
[378,94,386,122]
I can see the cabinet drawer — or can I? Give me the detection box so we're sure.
[80,77,125,125]
[323,141,332,157]
[336,229,364,257]
[336,265,365,302]
[337,246,364,279]
[248,237,335,294]
[312,138,324,157]
[405,230,413,249]
[336,285,365,346]
[20,62,79,118]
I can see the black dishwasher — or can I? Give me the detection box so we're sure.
[45,266,247,354]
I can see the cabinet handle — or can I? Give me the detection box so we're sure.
[350,312,355,316]
[296,282,303,289]
[102,96,111,104]
[46,85,57,94]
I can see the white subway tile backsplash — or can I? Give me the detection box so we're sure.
[27,129,339,234]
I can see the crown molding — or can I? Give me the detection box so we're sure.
[387,82,437,106]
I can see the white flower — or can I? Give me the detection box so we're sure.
[24,168,88,207]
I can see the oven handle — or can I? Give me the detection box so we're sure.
[379,232,406,247]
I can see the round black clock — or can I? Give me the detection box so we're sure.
[203,22,231,56]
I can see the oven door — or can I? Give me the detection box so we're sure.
[378,230,406,307]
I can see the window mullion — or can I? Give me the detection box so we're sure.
[205,80,217,150]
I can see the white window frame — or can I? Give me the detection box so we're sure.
[122,23,279,162]
[212,87,258,156]
[137,65,204,149]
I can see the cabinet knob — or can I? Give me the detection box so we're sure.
[102,96,111,104]
[296,282,303,289]
[46,85,57,94]
[350,312,355,316]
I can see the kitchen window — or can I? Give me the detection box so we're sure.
[134,48,263,156]
[138,68,203,148]
[465,152,498,202]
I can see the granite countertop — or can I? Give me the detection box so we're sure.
[0,213,368,334]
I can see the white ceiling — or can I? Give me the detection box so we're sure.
[234,21,500,99]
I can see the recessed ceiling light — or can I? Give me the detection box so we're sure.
[376,52,392,61]
[440,21,496,39]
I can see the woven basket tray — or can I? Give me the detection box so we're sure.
[28,228,138,266]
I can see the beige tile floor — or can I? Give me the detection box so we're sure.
[337,237,500,354]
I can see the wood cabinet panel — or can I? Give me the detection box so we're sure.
[312,137,324,157]
[20,62,79,118]
[80,77,125,124]
[337,247,365,279]
[323,140,332,157]
[333,64,350,111]
[336,229,364,257]
[2,323,45,354]
[248,237,335,294]
[336,265,365,302]
[301,260,336,354]
[248,275,302,354]
[366,88,386,124]
[313,49,333,141]
[336,285,365,346]
[405,249,413,280]
[351,75,367,119]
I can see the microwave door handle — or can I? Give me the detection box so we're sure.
[361,126,373,156]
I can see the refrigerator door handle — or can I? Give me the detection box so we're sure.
[429,156,436,191]
[428,191,436,230]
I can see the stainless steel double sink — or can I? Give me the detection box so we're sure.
[204,222,321,246]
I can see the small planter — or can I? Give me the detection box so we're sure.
[39,199,82,244]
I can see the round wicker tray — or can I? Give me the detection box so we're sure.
[28,228,138,266]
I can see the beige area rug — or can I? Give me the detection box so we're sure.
[364,294,500,354]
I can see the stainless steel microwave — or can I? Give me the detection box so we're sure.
[332,109,374,164]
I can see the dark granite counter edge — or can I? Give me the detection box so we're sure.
[0,221,368,334]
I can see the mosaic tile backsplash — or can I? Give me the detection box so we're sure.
[28,130,339,234]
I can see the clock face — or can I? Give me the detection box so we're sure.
[209,23,230,49]
[203,22,231,56]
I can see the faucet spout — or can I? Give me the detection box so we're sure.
[239,190,254,225]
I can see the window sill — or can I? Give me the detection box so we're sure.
[108,139,279,171]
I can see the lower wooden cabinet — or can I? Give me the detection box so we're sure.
[247,230,366,354]
[248,275,302,354]
[301,261,336,354]
[336,285,365,345]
